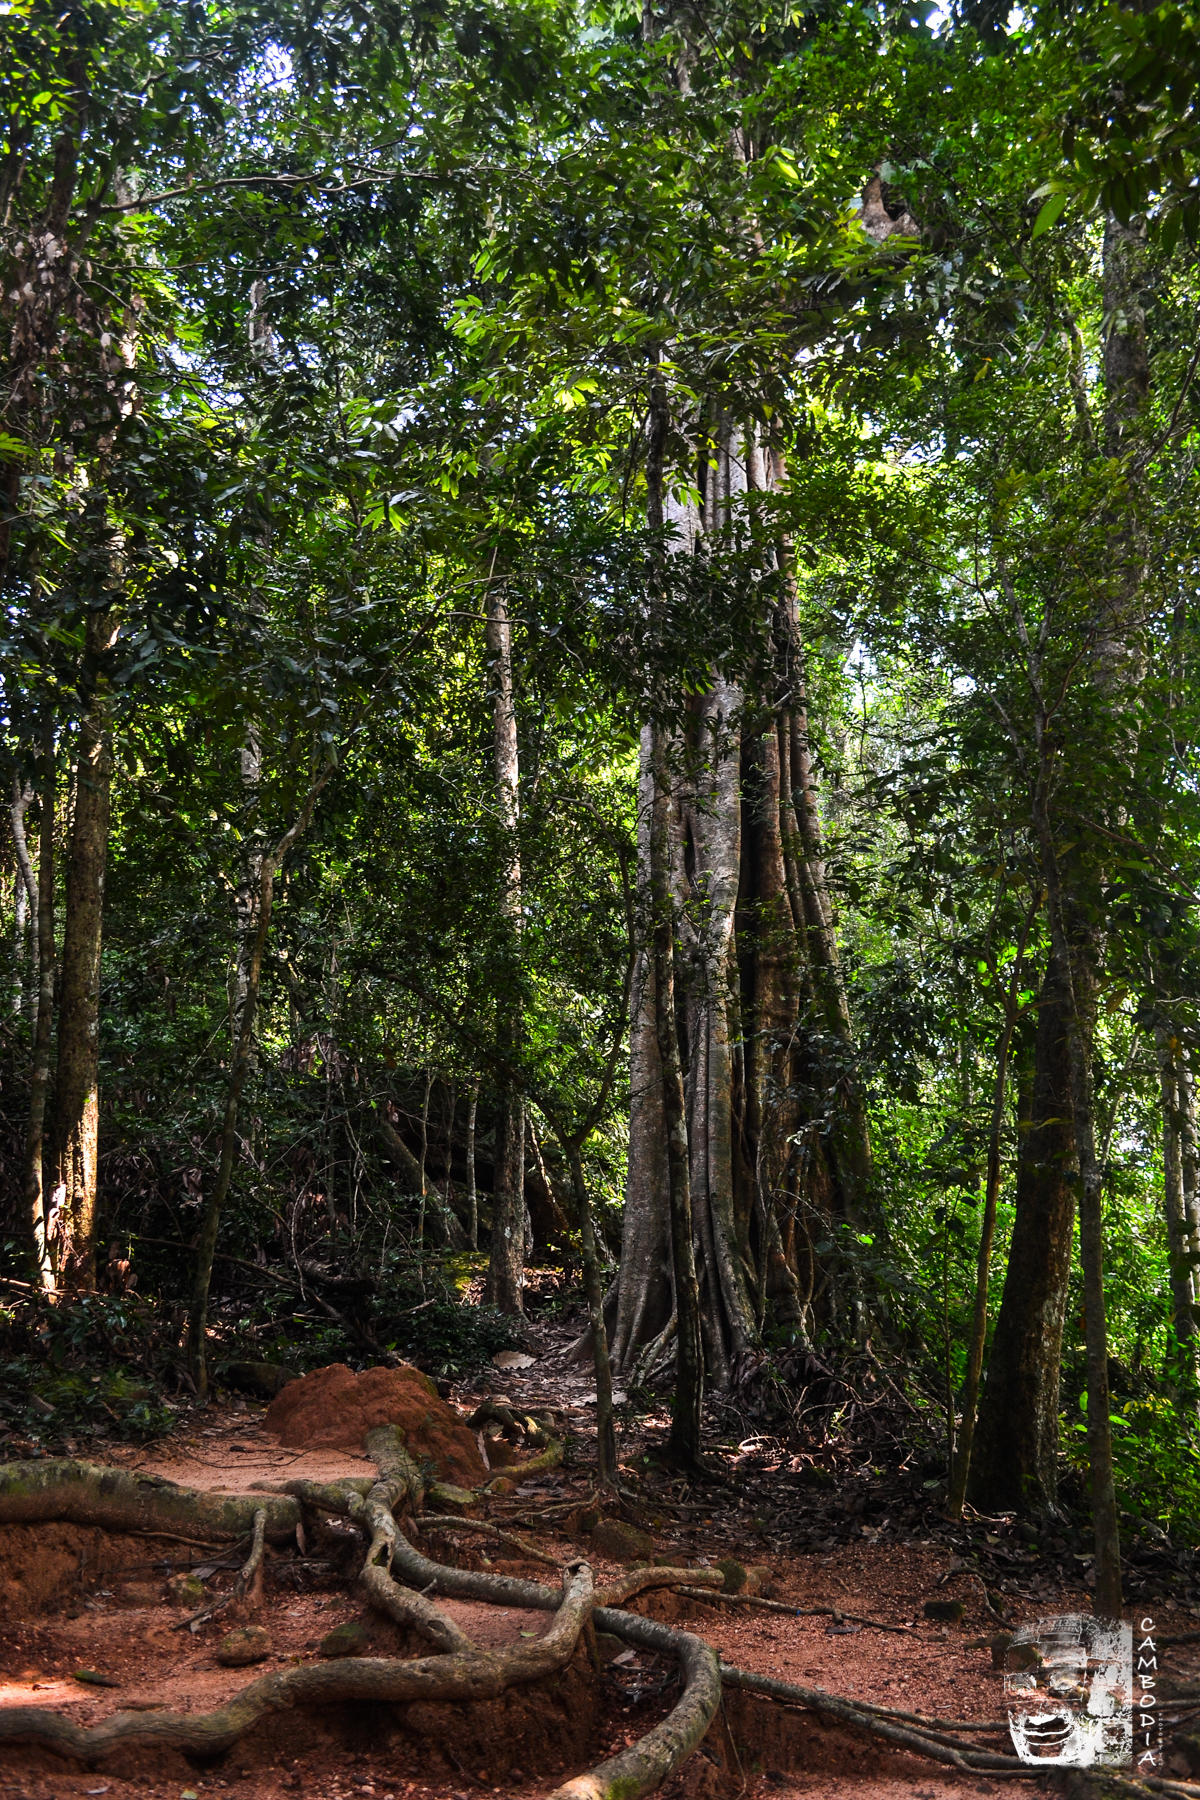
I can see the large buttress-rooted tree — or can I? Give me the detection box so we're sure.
[613,413,870,1386]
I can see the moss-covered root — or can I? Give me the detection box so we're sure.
[357,1457,474,1656]
[363,1423,423,1499]
[0,1561,595,1763]
[484,1434,563,1488]
[0,1458,300,1543]
[544,1629,721,1800]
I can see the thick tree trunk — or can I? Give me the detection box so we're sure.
[52,603,120,1289]
[484,576,525,1315]
[681,425,759,1375]
[615,421,868,1382]
[25,715,56,1289]
[948,897,1036,1516]
[969,953,1076,1514]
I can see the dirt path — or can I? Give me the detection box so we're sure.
[0,1335,1195,1800]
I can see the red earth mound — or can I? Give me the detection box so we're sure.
[264,1362,487,1485]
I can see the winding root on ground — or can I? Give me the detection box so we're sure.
[0,1562,596,1759]
[0,1436,1039,1796]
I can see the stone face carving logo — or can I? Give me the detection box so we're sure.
[1004,1615,1133,1767]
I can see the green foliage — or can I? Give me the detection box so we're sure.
[1067,1389,1200,1544]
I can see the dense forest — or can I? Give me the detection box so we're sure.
[3,0,1200,1699]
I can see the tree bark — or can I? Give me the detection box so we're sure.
[466,1077,479,1250]
[969,954,1076,1514]
[682,424,757,1371]
[24,714,56,1289]
[948,895,1037,1516]
[484,574,526,1315]
[611,726,674,1370]
[52,602,120,1289]
[614,423,868,1380]
[564,1138,617,1486]
[417,1065,432,1256]
[651,721,704,1466]
[1154,1015,1200,1364]
[9,776,36,1022]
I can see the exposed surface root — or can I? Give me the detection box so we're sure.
[719,1663,1028,1774]
[544,1627,721,1800]
[0,1458,300,1543]
[0,1561,594,1759]
[0,1443,1045,1796]
[357,1438,475,1655]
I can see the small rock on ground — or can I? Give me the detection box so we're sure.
[217,1626,272,1667]
[320,1620,369,1657]
[164,1573,205,1608]
[588,1519,655,1564]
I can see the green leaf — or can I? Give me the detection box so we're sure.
[1032,192,1069,238]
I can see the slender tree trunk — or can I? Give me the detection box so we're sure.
[1031,789,1121,1614]
[1181,1058,1200,1297]
[466,1079,479,1251]
[417,1066,432,1257]
[24,715,56,1290]
[611,726,674,1370]
[484,575,525,1315]
[783,654,872,1222]
[188,773,329,1400]
[652,722,704,1465]
[1154,1016,1200,1363]
[10,777,36,1021]
[561,1138,617,1486]
[949,896,1037,1516]
[53,602,120,1289]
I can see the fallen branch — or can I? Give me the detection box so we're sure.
[673,1586,919,1634]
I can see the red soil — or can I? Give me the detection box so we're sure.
[263,1364,487,1487]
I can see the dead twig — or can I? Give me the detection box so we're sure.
[415,1514,560,1567]
[673,1587,919,1635]
[172,1508,267,1633]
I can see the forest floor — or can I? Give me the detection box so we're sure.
[1,1312,1197,1800]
